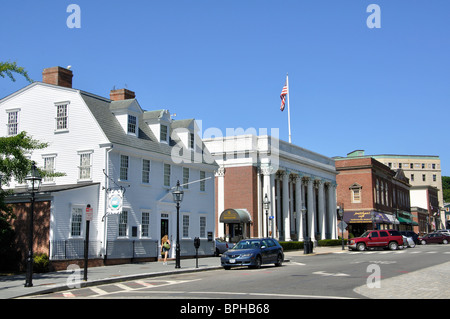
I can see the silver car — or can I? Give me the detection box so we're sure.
[214,238,235,256]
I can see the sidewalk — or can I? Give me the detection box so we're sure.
[0,246,342,299]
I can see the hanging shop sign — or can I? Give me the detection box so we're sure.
[107,189,123,214]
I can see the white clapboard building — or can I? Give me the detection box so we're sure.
[0,66,217,268]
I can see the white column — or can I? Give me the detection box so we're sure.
[257,167,262,238]
[328,182,337,239]
[295,175,303,241]
[282,170,291,241]
[261,165,272,238]
[216,166,225,239]
[318,179,326,239]
[270,172,276,238]
[276,175,281,239]
[307,177,316,243]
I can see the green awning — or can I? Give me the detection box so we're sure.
[397,216,418,226]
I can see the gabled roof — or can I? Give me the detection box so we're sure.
[79,91,216,167]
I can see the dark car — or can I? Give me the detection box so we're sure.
[221,238,284,270]
[399,231,419,244]
[418,232,450,245]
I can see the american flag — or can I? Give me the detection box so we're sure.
[280,83,288,111]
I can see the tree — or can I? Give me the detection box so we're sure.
[0,132,60,270]
[442,176,450,203]
[0,61,33,83]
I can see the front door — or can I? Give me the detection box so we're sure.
[161,218,169,240]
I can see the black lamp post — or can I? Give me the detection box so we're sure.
[263,194,270,238]
[338,206,345,250]
[24,162,42,287]
[172,180,184,269]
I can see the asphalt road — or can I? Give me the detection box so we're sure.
[23,243,450,301]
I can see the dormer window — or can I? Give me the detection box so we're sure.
[128,115,137,134]
[160,124,168,142]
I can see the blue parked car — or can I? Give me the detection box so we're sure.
[221,238,284,270]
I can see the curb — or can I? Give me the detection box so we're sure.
[16,265,223,298]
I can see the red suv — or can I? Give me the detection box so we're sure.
[348,230,403,251]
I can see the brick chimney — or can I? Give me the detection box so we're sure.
[110,88,136,101]
[42,66,73,88]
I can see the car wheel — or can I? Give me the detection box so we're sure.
[388,241,398,250]
[275,254,283,267]
[421,240,427,245]
[356,243,366,251]
[251,256,262,269]
[443,239,448,244]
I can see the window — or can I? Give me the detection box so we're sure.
[432,164,436,169]
[350,183,362,203]
[56,104,68,130]
[189,133,194,149]
[410,163,414,169]
[433,174,436,182]
[370,231,379,238]
[119,210,128,237]
[352,189,361,203]
[79,152,92,180]
[422,174,426,182]
[142,212,150,237]
[160,124,168,142]
[200,216,206,238]
[43,156,55,182]
[200,171,206,191]
[71,207,83,237]
[142,159,150,183]
[183,167,189,189]
[7,110,19,136]
[422,163,425,169]
[411,174,414,182]
[120,155,129,180]
[128,115,137,134]
[183,215,189,238]
[164,163,171,187]
[380,231,389,237]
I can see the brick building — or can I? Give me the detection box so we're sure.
[203,134,338,244]
[335,151,413,237]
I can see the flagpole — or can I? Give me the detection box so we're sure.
[286,73,292,143]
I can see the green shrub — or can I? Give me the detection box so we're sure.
[280,239,347,251]
[33,253,49,273]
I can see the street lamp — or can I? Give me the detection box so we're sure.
[172,180,184,269]
[338,206,345,250]
[263,194,270,238]
[24,162,42,287]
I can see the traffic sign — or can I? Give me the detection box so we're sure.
[338,221,347,232]
[86,205,93,221]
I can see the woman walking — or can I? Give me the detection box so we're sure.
[161,235,171,265]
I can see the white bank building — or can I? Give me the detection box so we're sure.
[203,134,338,244]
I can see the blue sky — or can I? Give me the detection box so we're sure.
[1,0,449,175]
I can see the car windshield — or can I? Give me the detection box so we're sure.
[360,231,371,238]
[232,240,261,250]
